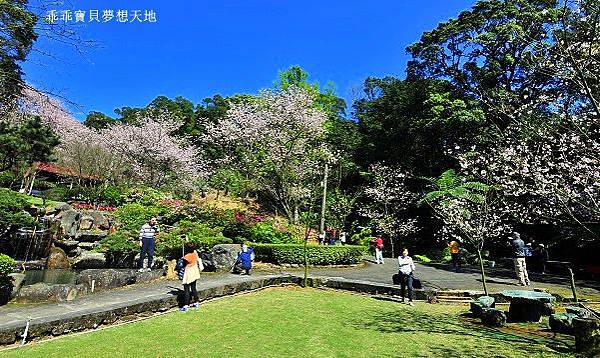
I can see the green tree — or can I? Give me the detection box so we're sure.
[407,0,561,127]
[0,117,59,175]
[0,0,38,107]
[353,77,485,176]
[83,111,116,130]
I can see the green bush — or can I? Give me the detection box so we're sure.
[350,227,372,246]
[113,203,168,233]
[413,255,432,263]
[0,188,35,233]
[43,186,70,202]
[96,233,138,255]
[253,244,366,266]
[156,220,232,259]
[0,254,16,278]
[250,222,296,244]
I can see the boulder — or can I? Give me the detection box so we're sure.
[481,308,507,327]
[135,269,164,283]
[470,296,495,318]
[68,247,82,257]
[200,252,217,272]
[15,283,86,303]
[73,252,106,269]
[46,247,71,269]
[8,273,26,298]
[549,313,577,334]
[134,254,166,269]
[76,230,108,243]
[105,252,137,269]
[78,242,97,250]
[211,244,240,271]
[76,269,136,291]
[573,317,600,356]
[79,215,95,230]
[565,306,593,319]
[54,239,80,252]
[89,211,111,230]
[57,209,80,237]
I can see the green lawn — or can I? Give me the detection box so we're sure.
[23,194,62,208]
[3,287,573,357]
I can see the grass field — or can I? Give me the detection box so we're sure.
[3,287,573,357]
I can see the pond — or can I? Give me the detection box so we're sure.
[22,269,80,285]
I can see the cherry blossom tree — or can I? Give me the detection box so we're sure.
[361,163,420,257]
[17,88,205,190]
[203,87,329,222]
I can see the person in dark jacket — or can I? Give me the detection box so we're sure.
[511,232,530,286]
[537,244,549,274]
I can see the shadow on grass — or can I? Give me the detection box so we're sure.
[354,300,573,356]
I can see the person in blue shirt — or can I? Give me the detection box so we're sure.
[233,244,254,275]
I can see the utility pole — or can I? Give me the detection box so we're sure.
[319,163,329,238]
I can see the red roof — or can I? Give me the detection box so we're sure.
[34,162,98,180]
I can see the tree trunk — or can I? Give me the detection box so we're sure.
[477,248,488,295]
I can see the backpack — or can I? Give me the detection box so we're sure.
[175,258,186,280]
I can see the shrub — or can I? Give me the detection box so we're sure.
[250,222,296,244]
[413,255,432,263]
[113,203,168,233]
[43,186,70,202]
[0,254,16,278]
[156,220,232,259]
[96,233,138,255]
[350,227,372,246]
[0,188,34,233]
[253,244,366,266]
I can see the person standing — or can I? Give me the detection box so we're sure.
[448,239,461,271]
[397,248,416,306]
[340,231,347,245]
[511,232,530,286]
[374,235,384,264]
[138,217,160,272]
[180,244,202,312]
[537,244,549,274]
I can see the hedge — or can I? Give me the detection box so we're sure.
[252,244,366,266]
[0,254,16,282]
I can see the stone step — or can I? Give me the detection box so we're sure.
[436,290,481,298]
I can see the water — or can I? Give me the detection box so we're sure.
[22,269,79,285]
[12,219,52,261]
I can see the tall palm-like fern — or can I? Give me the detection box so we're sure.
[422,169,493,295]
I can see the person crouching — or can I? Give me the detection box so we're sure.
[233,244,254,275]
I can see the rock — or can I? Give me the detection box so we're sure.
[481,308,507,327]
[211,244,240,271]
[68,247,82,257]
[135,269,164,283]
[470,296,495,318]
[78,242,97,250]
[54,239,80,252]
[200,252,217,272]
[8,273,26,298]
[500,290,556,323]
[46,246,71,269]
[166,260,177,279]
[573,317,600,356]
[15,283,86,303]
[76,269,136,291]
[57,203,72,212]
[89,211,111,230]
[76,230,108,242]
[133,254,166,269]
[549,313,577,334]
[79,215,95,230]
[73,252,106,269]
[565,306,593,319]
[105,252,137,269]
[57,209,80,237]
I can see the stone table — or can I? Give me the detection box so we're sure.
[500,290,556,322]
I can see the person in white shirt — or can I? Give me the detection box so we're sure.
[397,248,416,305]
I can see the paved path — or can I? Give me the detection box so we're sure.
[1,259,598,336]
[0,272,283,330]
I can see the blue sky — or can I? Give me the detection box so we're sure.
[23,0,475,120]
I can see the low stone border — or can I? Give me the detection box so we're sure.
[1,275,441,346]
